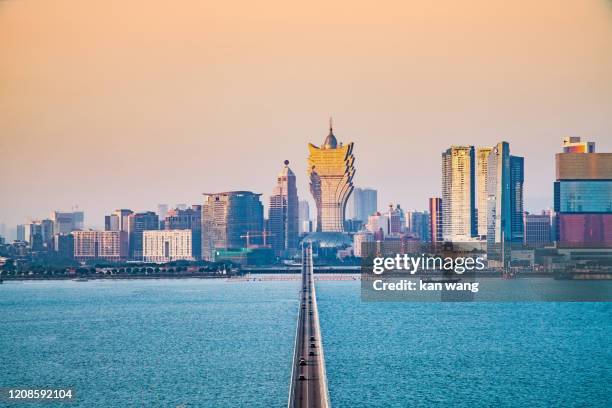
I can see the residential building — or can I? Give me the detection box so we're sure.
[143,230,193,263]
[442,146,476,241]
[72,230,128,262]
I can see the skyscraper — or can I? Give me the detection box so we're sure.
[429,197,443,244]
[298,200,311,235]
[202,191,264,261]
[165,205,202,259]
[104,209,133,232]
[486,142,525,265]
[308,120,355,232]
[388,204,405,235]
[476,147,493,238]
[510,155,525,242]
[51,211,84,234]
[407,211,431,242]
[554,137,612,247]
[129,211,159,260]
[268,160,299,256]
[346,187,378,223]
[441,146,476,241]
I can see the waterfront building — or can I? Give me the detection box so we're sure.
[554,137,612,247]
[441,146,476,241]
[524,212,552,248]
[165,205,202,259]
[308,120,356,232]
[346,187,378,223]
[51,211,84,234]
[143,230,193,263]
[268,160,299,256]
[72,230,128,262]
[202,191,264,261]
[486,142,525,265]
[476,147,493,238]
[429,197,443,244]
[129,211,159,261]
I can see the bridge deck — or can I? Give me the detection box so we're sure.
[288,245,330,408]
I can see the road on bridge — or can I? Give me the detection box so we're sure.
[288,245,330,408]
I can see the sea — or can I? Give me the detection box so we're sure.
[0,279,610,407]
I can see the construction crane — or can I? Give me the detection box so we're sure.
[240,230,275,248]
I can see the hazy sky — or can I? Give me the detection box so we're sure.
[1,0,611,234]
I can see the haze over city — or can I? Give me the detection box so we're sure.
[1,0,611,233]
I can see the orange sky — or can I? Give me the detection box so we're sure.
[1,0,611,232]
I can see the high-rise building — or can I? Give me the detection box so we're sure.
[388,204,405,235]
[429,197,443,244]
[308,120,355,232]
[268,160,299,256]
[554,137,612,247]
[51,211,84,234]
[104,209,133,232]
[476,147,493,238]
[165,205,202,259]
[486,142,525,265]
[16,224,25,242]
[72,230,128,262]
[510,155,525,242]
[21,219,54,250]
[53,233,74,259]
[157,204,169,224]
[407,211,431,242]
[441,146,476,241]
[143,230,193,263]
[524,212,552,248]
[202,191,264,261]
[128,211,159,261]
[346,187,378,223]
[298,200,310,235]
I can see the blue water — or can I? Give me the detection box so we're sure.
[0,279,299,407]
[1,279,611,407]
[317,281,612,407]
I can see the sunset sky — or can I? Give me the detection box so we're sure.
[1,0,611,233]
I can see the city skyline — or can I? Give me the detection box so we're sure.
[1,0,612,232]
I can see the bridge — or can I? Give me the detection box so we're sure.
[288,245,331,408]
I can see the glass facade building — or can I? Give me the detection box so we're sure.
[201,191,264,261]
[555,138,612,248]
[554,181,612,213]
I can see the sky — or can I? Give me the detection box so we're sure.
[1,0,611,236]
